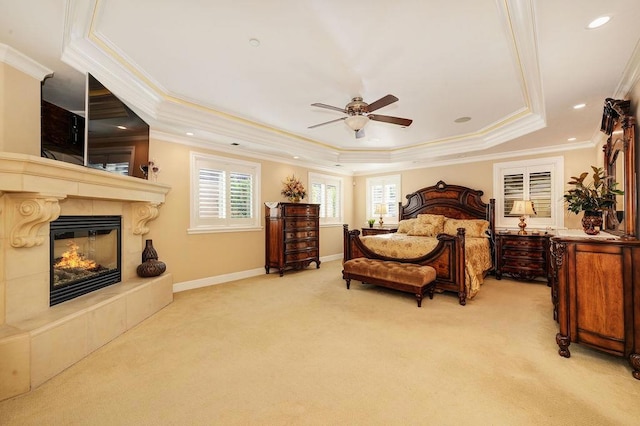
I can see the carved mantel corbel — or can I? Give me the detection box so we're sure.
[132,202,162,235]
[7,193,66,248]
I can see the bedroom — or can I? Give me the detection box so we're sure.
[1,0,640,419]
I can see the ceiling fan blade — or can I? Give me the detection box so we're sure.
[366,94,399,113]
[355,128,365,139]
[308,116,347,129]
[311,103,347,113]
[368,114,413,127]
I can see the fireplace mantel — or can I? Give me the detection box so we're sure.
[0,152,169,203]
[0,152,173,401]
[0,153,170,247]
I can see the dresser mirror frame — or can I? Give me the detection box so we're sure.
[601,98,637,239]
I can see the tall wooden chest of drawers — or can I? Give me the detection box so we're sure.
[265,202,320,276]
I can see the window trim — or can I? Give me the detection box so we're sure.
[308,172,344,226]
[493,156,564,230]
[188,151,261,234]
[366,174,401,224]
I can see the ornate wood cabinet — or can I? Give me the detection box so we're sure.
[550,236,640,379]
[495,232,552,283]
[265,202,320,276]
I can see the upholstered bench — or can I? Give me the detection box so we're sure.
[342,258,437,307]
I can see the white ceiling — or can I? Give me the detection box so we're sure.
[1,0,640,174]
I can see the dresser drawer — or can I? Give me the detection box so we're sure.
[502,248,545,260]
[285,219,318,229]
[502,238,545,250]
[282,204,319,217]
[285,240,318,250]
[285,249,318,262]
[285,229,318,239]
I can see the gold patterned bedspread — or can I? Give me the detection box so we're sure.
[360,234,491,299]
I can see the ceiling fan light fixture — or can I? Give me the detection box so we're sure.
[345,114,369,131]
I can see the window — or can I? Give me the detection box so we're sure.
[366,174,401,223]
[189,152,261,233]
[493,157,564,229]
[309,172,343,225]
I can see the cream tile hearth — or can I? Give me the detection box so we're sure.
[0,153,173,401]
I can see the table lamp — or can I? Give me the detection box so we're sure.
[510,200,536,235]
[374,203,388,227]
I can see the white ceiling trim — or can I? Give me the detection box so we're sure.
[55,0,549,171]
[0,43,53,81]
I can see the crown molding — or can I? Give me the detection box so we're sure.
[0,43,53,80]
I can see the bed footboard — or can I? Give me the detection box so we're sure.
[342,225,468,305]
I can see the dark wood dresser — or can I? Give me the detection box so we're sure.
[265,202,320,276]
[550,236,640,379]
[495,231,552,283]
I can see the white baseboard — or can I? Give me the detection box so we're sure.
[173,253,343,293]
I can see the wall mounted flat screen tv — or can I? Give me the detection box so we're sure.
[85,73,149,179]
[41,73,150,179]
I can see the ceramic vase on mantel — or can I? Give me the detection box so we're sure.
[582,211,603,235]
[137,239,166,277]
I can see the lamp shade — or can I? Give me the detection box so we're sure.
[345,114,369,131]
[374,203,388,215]
[510,200,536,216]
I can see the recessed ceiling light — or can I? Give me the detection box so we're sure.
[293,156,299,159]
[587,16,611,29]
[573,103,586,109]
[249,38,260,47]
[186,132,194,136]
[117,125,127,130]
[454,116,471,123]
[568,137,577,141]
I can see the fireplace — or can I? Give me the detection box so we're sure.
[50,216,122,306]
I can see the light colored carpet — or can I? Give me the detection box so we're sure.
[1,260,639,425]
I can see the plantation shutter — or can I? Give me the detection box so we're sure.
[504,173,524,217]
[230,172,252,218]
[199,168,225,219]
[529,171,552,218]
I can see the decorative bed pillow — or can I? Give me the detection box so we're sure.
[397,218,418,234]
[407,223,438,237]
[416,214,445,234]
[443,218,490,237]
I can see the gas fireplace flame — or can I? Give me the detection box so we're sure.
[54,241,97,269]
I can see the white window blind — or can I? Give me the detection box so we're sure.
[494,157,563,229]
[190,152,261,232]
[366,175,401,223]
[309,173,343,225]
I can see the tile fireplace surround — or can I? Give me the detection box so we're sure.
[0,152,173,401]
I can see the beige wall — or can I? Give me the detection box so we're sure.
[144,138,351,283]
[353,147,599,231]
[0,63,41,155]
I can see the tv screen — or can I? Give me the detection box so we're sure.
[85,73,149,179]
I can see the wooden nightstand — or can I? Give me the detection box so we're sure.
[495,231,552,283]
[361,226,398,236]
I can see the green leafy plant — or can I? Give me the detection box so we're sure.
[367,218,376,226]
[564,166,624,214]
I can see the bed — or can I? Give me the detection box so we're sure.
[343,180,495,305]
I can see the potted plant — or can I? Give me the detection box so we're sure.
[564,166,623,234]
[367,218,376,228]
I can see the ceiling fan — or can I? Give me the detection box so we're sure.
[309,94,413,138]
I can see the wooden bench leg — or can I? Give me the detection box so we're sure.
[415,293,423,307]
[428,282,436,299]
[345,278,351,289]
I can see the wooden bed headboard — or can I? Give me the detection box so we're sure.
[399,180,495,233]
